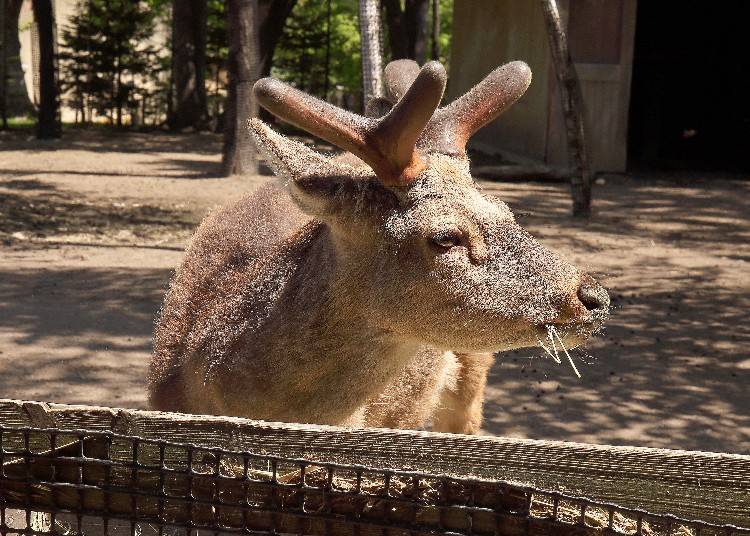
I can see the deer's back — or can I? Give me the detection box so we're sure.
[149,184,318,411]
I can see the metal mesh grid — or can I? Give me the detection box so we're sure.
[0,426,747,536]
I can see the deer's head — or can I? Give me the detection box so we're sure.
[249,60,609,354]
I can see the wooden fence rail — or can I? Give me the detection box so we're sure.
[0,399,748,527]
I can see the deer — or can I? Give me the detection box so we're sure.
[149,59,609,434]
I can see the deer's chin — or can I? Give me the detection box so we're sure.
[467,323,599,355]
[535,319,605,350]
[436,327,553,354]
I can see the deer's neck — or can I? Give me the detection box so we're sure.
[227,222,419,424]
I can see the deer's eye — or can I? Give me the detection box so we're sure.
[431,230,463,249]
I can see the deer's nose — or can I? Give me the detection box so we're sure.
[577,277,610,312]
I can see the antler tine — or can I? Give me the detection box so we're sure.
[383,59,420,103]
[254,61,446,186]
[253,78,375,162]
[421,61,532,156]
[374,61,446,182]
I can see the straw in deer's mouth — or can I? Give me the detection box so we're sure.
[537,324,581,378]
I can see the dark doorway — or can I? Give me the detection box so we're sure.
[628,2,750,172]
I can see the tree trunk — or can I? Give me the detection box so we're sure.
[405,0,428,64]
[382,0,408,59]
[167,2,175,124]
[78,84,85,124]
[222,0,259,176]
[255,0,295,123]
[169,0,209,130]
[1,0,6,128]
[540,0,591,217]
[359,0,383,105]
[431,0,439,60]
[1,0,33,123]
[115,62,122,127]
[31,0,59,138]
[383,0,429,63]
[257,0,296,78]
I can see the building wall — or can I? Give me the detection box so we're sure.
[546,0,637,172]
[448,0,552,161]
[450,0,637,173]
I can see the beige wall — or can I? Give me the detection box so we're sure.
[450,0,637,173]
[449,1,552,161]
[546,0,637,172]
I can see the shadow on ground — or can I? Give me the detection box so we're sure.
[0,129,225,179]
[480,176,750,452]
[0,177,194,241]
[0,128,222,155]
[483,175,750,257]
[0,136,748,452]
[0,268,170,408]
[486,282,750,452]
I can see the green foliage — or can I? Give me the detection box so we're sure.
[272,0,454,102]
[59,0,164,126]
[58,10,90,120]
[55,0,455,126]
[5,115,36,130]
[272,0,361,100]
[328,2,364,95]
[206,0,229,118]
[438,0,453,67]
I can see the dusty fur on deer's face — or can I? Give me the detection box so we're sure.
[149,60,608,433]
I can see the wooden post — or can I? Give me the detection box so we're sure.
[540,0,591,217]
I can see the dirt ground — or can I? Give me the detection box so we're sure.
[1,129,748,454]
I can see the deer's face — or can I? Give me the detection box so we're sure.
[250,58,609,354]
[375,155,608,353]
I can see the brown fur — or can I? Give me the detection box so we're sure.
[151,186,443,425]
[150,163,607,430]
[150,61,609,433]
[432,353,495,434]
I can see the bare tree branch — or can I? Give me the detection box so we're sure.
[540,0,592,217]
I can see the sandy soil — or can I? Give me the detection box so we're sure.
[1,129,748,453]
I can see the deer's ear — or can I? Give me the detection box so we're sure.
[249,119,398,221]
[249,118,352,181]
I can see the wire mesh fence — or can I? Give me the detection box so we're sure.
[1,426,748,536]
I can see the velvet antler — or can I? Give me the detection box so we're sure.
[384,59,421,103]
[253,62,447,186]
[383,60,532,157]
